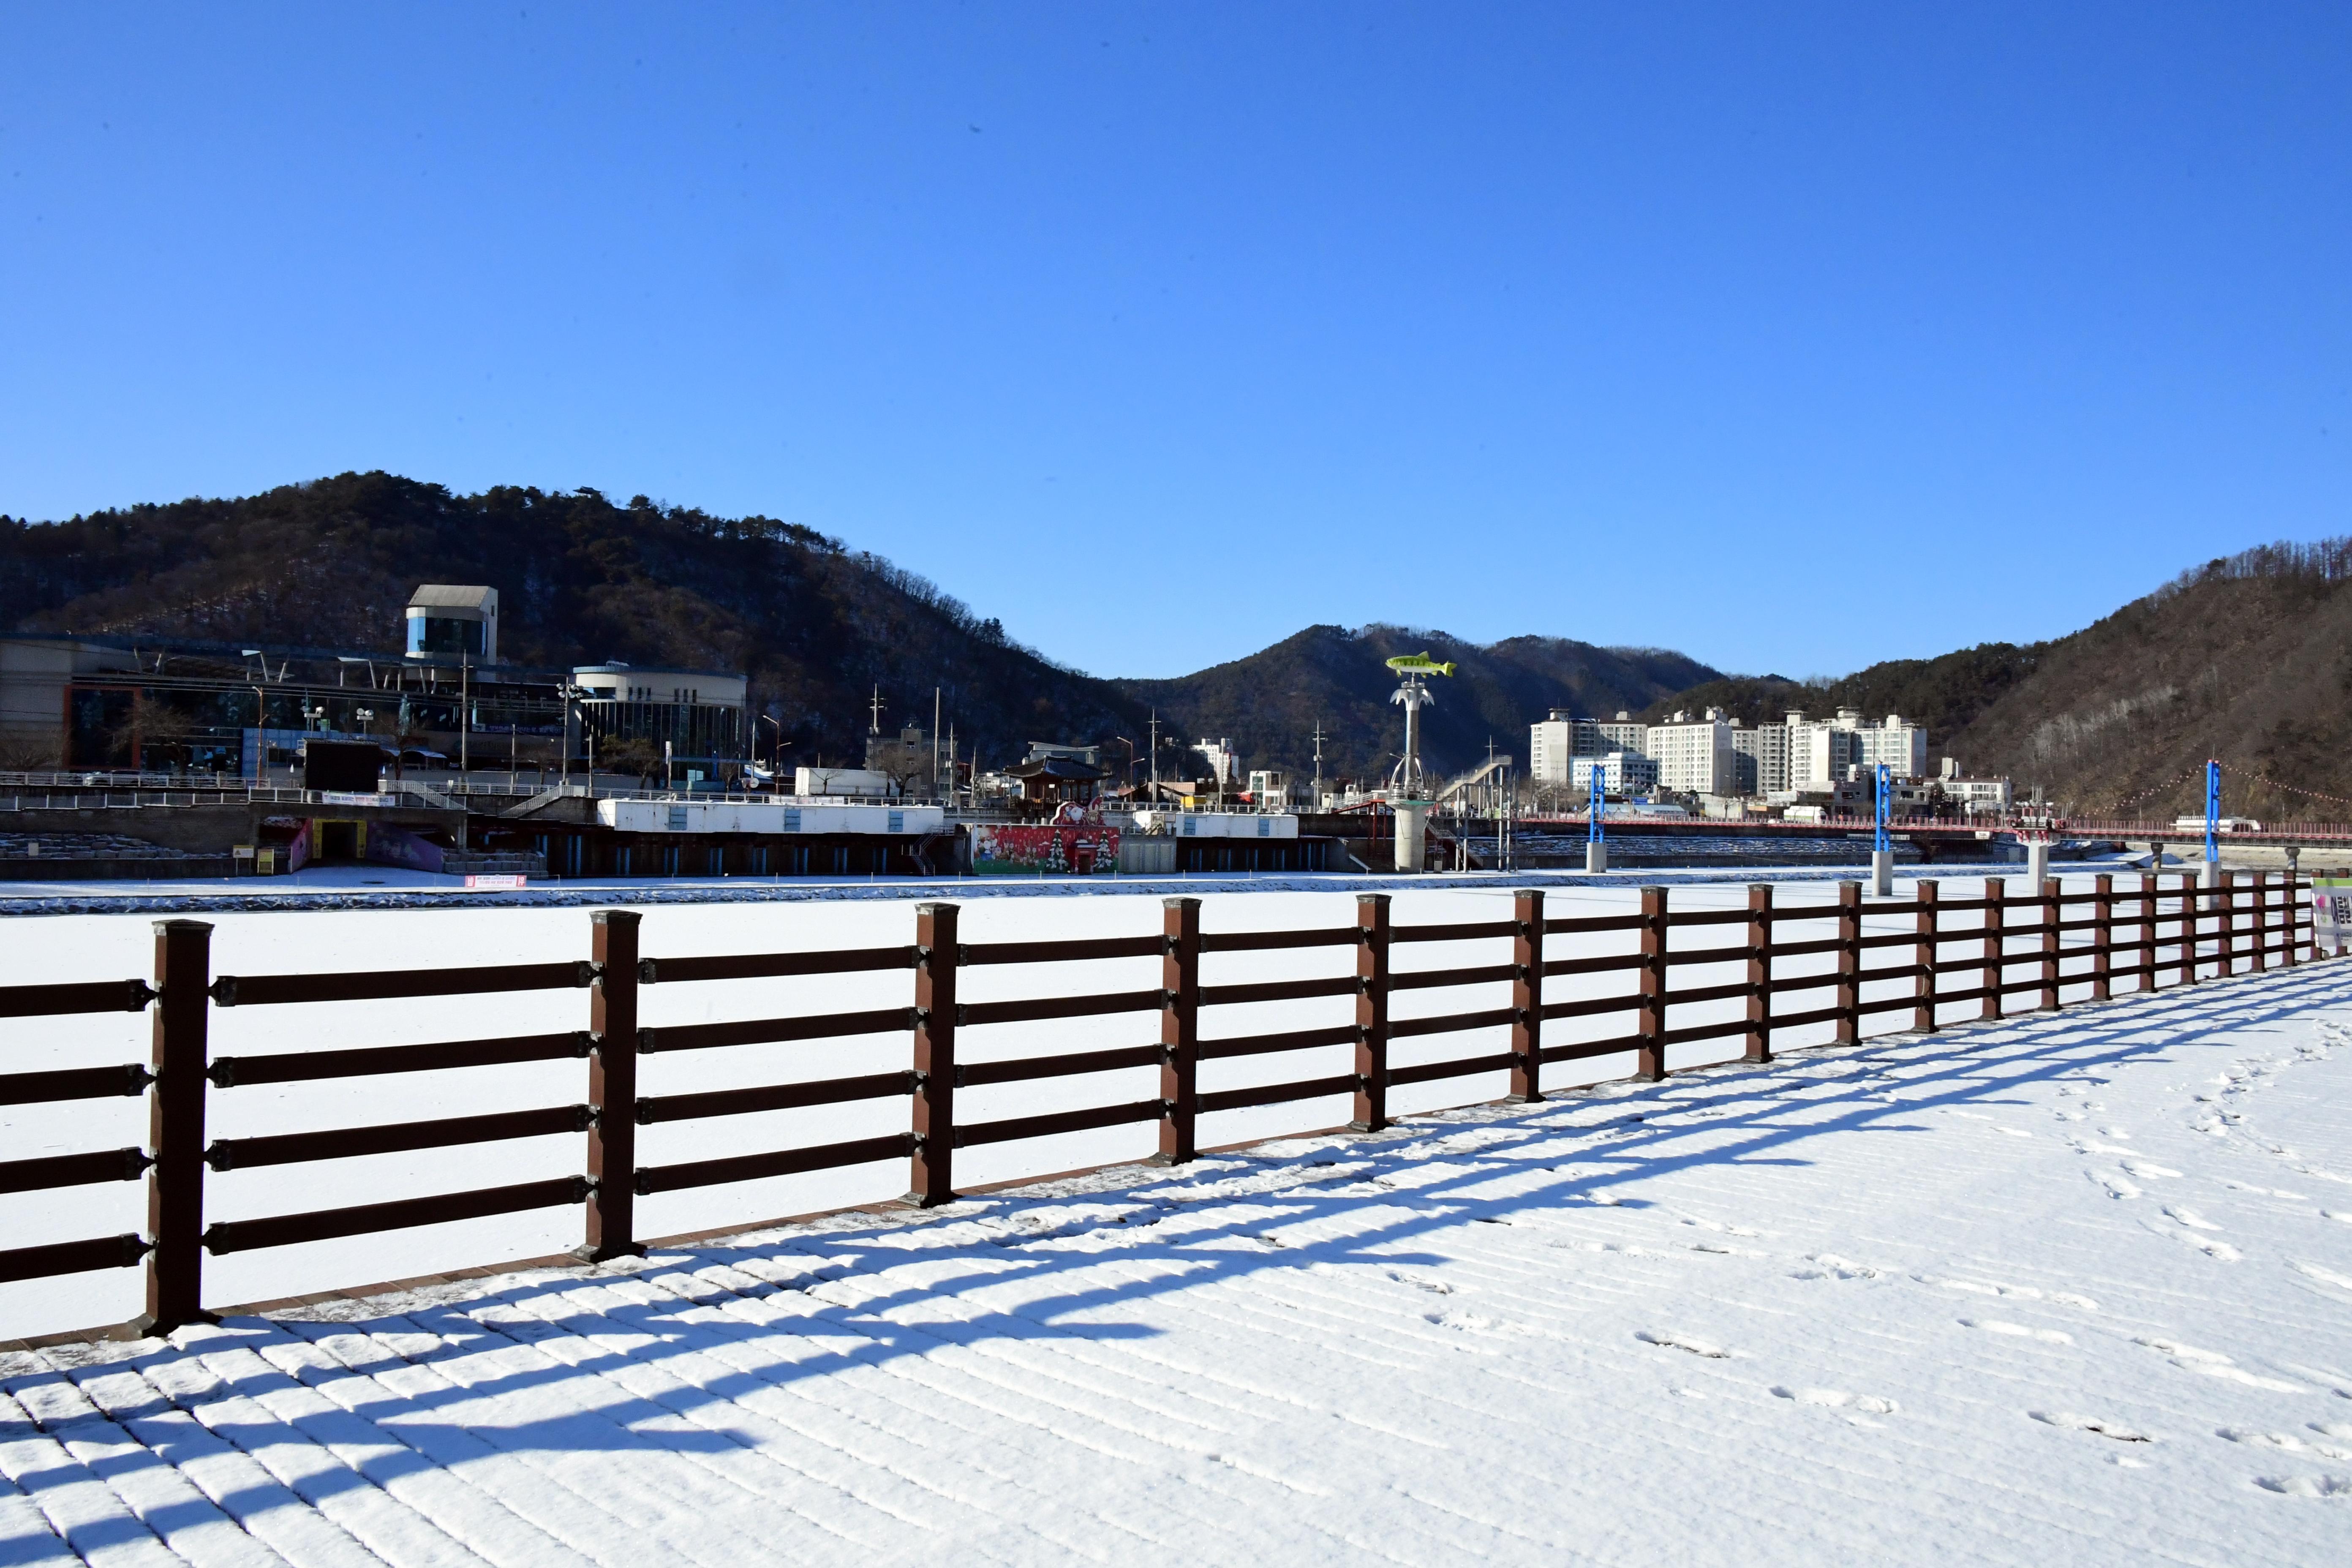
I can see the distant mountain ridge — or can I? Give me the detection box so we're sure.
[1112,625,1720,783]
[5,474,2345,817]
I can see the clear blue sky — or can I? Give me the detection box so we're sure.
[4,4,2346,682]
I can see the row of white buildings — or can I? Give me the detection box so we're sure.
[1530,706,2009,811]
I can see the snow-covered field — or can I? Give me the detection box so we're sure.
[4,951,2351,1565]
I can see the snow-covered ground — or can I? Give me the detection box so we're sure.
[4,956,2351,1564]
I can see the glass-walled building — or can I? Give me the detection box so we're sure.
[570,664,747,767]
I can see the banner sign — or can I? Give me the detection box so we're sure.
[2314,877,2352,954]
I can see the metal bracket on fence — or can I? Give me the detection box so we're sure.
[632,1027,656,1054]
[122,979,158,1010]
[637,958,660,985]
[572,1175,595,1200]
[575,1105,600,1132]
[574,961,599,987]
[123,1149,154,1180]
[208,977,240,1006]
[203,1143,234,1173]
[123,1064,156,1094]
[571,1030,597,1057]
[632,1098,655,1124]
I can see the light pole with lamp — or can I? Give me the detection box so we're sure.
[241,650,268,784]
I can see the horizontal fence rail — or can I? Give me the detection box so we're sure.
[0,870,2333,1338]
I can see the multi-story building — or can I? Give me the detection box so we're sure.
[1571,751,1660,796]
[1527,709,1605,784]
[0,590,750,776]
[1598,712,1648,756]
[1853,712,1929,778]
[1731,722,1788,795]
[1195,737,1240,789]
[1645,709,1738,795]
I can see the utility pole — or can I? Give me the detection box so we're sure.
[459,650,470,780]
[933,687,941,800]
[1311,719,1325,808]
[870,685,884,735]
[1149,709,1160,800]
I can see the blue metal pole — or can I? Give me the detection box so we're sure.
[2205,759,2220,865]
[1876,762,1890,854]
[1589,764,1605,846]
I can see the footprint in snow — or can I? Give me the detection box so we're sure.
[2219,1429,2352,1461]
[2292,1260,2352,1293]
[2123,1160,2183,1179]
[1961,1319,2074,1345]
[1791,1254,1886,1281]
[2096,1171,2144,1200]
[2031,1410,2150,1442]
[1925,1276,2096,1309]
[1772,1386,1897,1416]
[2254,1474,2352,1497]
[1636,1329,1729,1358]
[2134,1337,2305,1392]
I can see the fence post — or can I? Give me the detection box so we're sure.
[1745,884,1772,1063]
[2091,873,2112,1001]
[907,901,960,1206]
[2038,877,2060,1011]
[1637,886,1668,1080]
[1982,878,2005,1020]
[2220,870,2238,978]
[1353,893,1391,1131]
[2173,879,2192,987]
[2282,871,2299,968]
[1509,890,1544,1102]
[139,919,212,1336]
[2139,873,2158,994]
[580,909,643,1260]
[2252,871,2270,973]
[1834,882,1860,1045]
[1157,897,1201,1162]
[1913,880,1938,1034]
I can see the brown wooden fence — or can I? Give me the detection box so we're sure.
[0,869,2331,1337]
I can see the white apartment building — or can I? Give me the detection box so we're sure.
[1195,737,1239,788]
[1571,751,1659,795]
[1943,777,2013,814]
[1598,712,1648,756]
[1527,709,1605,784]
[1645,709,1738,795]
[1729,723,1786,795]
[1853,712,1929,778]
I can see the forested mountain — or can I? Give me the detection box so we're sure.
[7,474,2345,818]
[1927,542,2352,819]
[0,472,1148,771]
[1634,542,2352,820]
[0,472,1722,782]
[1113,626,1719,784]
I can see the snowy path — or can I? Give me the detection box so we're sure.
[8,963,2352,1565]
